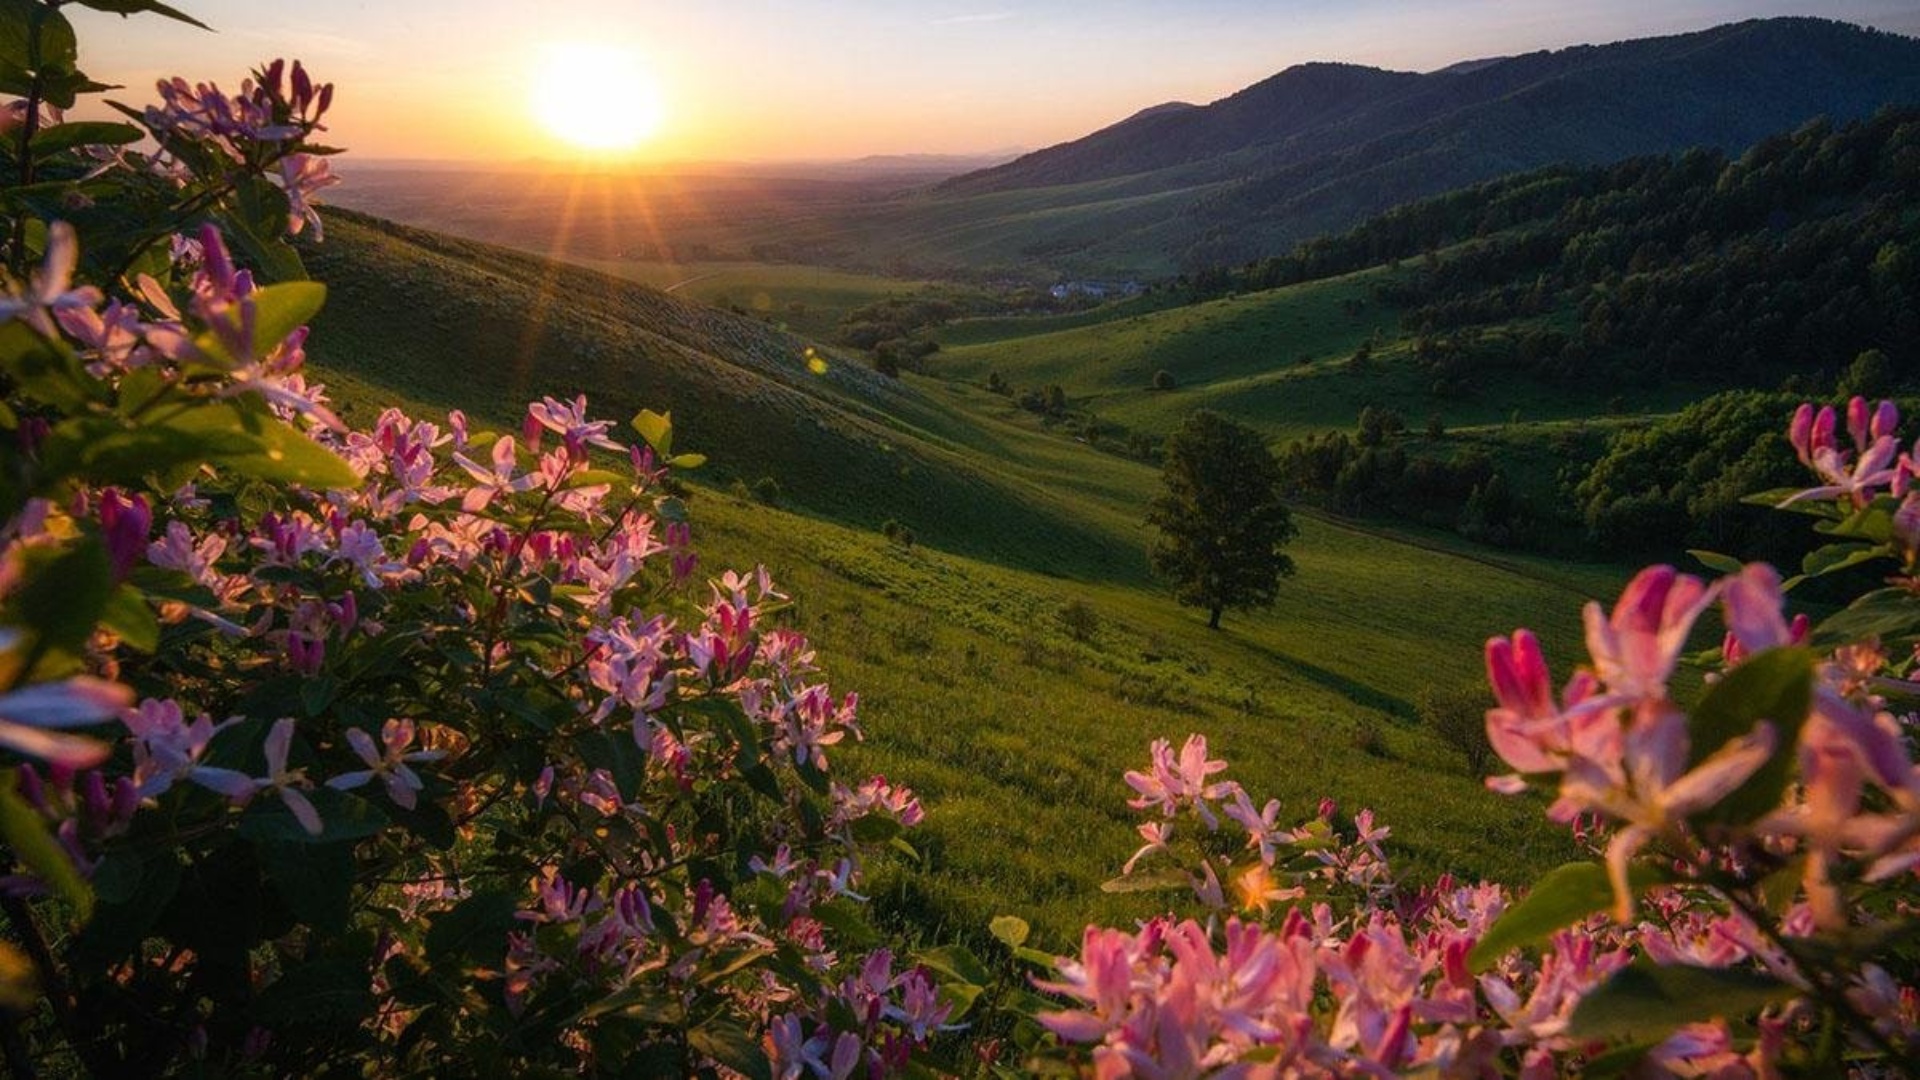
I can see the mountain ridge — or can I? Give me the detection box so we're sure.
[912,17,1920,272]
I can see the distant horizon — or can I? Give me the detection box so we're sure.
[69,4,1920,164]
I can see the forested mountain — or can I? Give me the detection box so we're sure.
[916,18,1920,272]
[1206,105,1920,389]
[1228,103,1920,560]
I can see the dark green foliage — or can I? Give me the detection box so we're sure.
[751,476,782,506]
[1275,430,1508,536]
[1056,599,1100,643]
[931,19,1920,273]
[1837,348,1894,398]
[1147,412,1298,629]
[1356,405,1403,447]
[1151,369,1177,391]
[1575,390,1808,561]
[880,519,915,548]
[1417,684,1496,775]
[1197,108,1920,391]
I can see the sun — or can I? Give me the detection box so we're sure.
[530,43,666,153]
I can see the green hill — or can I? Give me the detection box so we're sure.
[299,210,1632,943]
[911,18,1920,274]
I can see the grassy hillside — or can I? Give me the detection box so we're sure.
[300,211,1633,946]
[934,265,1705,445]
[304,210,1148,581]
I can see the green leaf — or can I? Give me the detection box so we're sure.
[255,839,353,933]
[630,409,673,456]
[75,846,179,964]
[1687,549,1744,575]
[668,452,706,469]
[1687,647,1812,826]
[115,366,172,417]
[100,584,158,653]
[989,914,1031,949]
[0,320,103,413]
[31,69,117,111]
[1468,861,1667,972]
[0,1,76,74]
[424,890,517,967]
[217,201,307,284]
[71,0,214,30]
[158,399,357,488]
[687,1023,771,1080]
[4,538,113,658]
[30,121,142,155]
[1813,589,1920,649]
[0,773,91,919]
[1799,542,1883,580]
[252,958,376,1030]
[914,944,992,989]
[192,281,325,365]
[1568,960,1799,1044]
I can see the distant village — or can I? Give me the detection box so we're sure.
[1048,279,1145,301]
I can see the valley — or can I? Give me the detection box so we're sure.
[301,45,1920,945]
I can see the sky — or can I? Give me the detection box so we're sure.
[66,1,1920,164]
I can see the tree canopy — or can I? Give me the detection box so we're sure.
[1147,411,1298,629]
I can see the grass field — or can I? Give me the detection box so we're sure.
[565,259,945,341]
[297,212,1654,952]
[934,267,1717,448]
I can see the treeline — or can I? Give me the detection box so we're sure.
[1274,408,1544,548]
[1184,107,1920,391]
[837,289,1102,377]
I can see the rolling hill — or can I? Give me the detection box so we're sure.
[877,17,1920,274]
[296,209,1637,942]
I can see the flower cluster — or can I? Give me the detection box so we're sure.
[1036,398,1920,1077]
[0,49,939,1068]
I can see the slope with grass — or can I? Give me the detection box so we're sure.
[301,210,1636,947]
[304,210,1151,581]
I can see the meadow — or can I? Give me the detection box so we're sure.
[300,212,1642,950]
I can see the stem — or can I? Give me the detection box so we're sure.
[6,12,48,276]
[1717,886,1912,1072]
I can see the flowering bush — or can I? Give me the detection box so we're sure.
[1028,408,1920,1076]
[0,5,952,1076]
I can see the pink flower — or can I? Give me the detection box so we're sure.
[1124,734,1233,826]
[224,718,321,835]
[453,435,539,512]
[1567,709,1777,920]
[0,222,103,338]
[1483,629,1604,784]
[277,153,338,238]
[1582,565,1715,704]
[326,719,444,809]
[0,676,131,768]
[526,395,622,456]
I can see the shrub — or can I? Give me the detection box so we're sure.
[1056,598,1100,642]
[1415,683,1494,774]
[1151,368,1177,391]
[0,14,946,1075]
[752,474,783,506]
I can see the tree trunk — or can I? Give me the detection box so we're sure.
[1208,605,1222,630]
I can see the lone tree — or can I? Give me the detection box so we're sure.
[1147,411,1298,629]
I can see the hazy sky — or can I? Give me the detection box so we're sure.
[66,1,1920,163]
